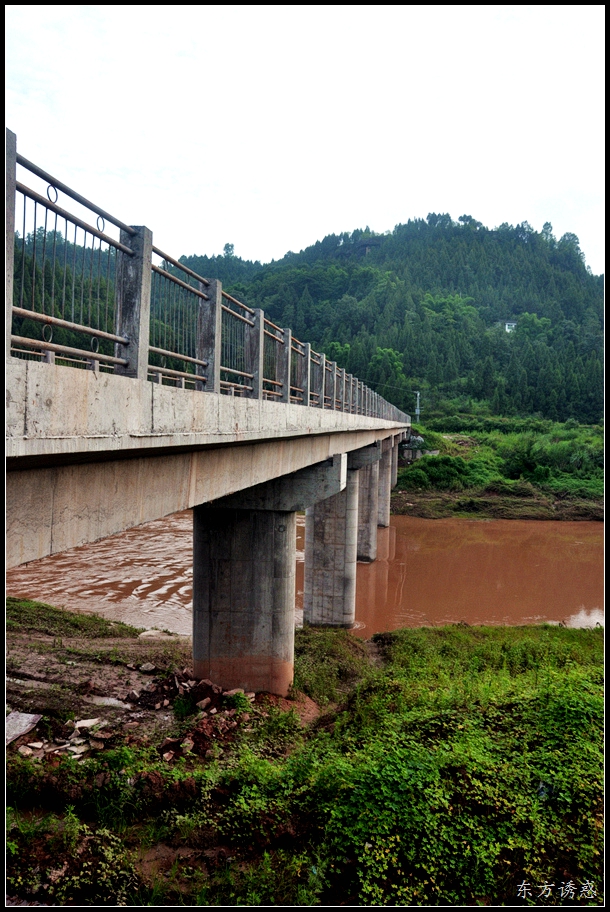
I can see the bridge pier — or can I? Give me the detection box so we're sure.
[193,506,296,695]
[377,438,393,528]
[192,456,347,695]
[357,461,380,561]
[303,468,359,627]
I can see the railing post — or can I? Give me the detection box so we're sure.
[246,308,265,398]
[6,128,17,362]
[279,328,291,403]
[327,361,337,411]
[197,278,222,392]
[114,225,152,380]
[317,353,326,408]
[302,343,311,406]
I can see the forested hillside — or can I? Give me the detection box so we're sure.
[181,215,604,423]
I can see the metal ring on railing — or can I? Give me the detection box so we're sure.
[42,324,53,343]
[46,185,59,204]
[97,215,106,233]
[90,336,99,353]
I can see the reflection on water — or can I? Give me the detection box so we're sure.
[352,518,604,637]
[6,512,604,637]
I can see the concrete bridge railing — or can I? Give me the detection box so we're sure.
[6,128,411,697]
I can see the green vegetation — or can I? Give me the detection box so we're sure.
[16,214,604,423]
[6,597,142,638]
[395,418,603,520]
[7,621,603,906]
[181,217,603,424]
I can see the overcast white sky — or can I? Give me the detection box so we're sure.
[6,5,605,274]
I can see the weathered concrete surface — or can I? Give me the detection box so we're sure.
[303,468,359,627]
[192,507,296,695]
[6,359,409,568]
[377,438,393,528]
[212,455,347,512]
[6,358,407,462]
[357,461,380,562]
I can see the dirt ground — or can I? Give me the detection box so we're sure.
[6,630,321,763]
[390,488,604,521]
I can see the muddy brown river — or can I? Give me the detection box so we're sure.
[6,513,603,636]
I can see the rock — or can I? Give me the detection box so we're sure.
[139,663,156,673]
[162,751,175,762]
[27,741,43,749]
[209,707,217,715]
[205,749,215,758]
[18,745,33,757]
[223,688,244,697]
[196,697,211,710]
[89,739,105,750]
[123,721,139,729]
[162,699,170,707]
[139,629,175,640]
[246,693,256,702]
[68,744,89,754]
[240,713,250,723]
[181,738,194,752]
[154,702,162,710]
[182,668,194,679]
[127,690,140,702]
[74,717,101,729]
[6,712,42,745]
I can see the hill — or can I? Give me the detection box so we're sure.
[181,215,604,423]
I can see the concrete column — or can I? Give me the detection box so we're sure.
[303,468,359,627]
[315,353,326,408]
[302,343,311,406]
[114,225,153,380]
[340,368,348,411]
[193,506,296,696]
[392,437,399,487]
[377,440,392,528]
[357,460,379,561]
[279,328,291,403]
[325,361,336,409]
[6,128,16,362]
[197,278,222,392]
[245,309,265,399]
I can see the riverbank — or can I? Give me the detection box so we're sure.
[393,419,604,521]
[391,485,604,521]
[7,598,603,906]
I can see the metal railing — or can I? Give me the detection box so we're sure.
[7,128,410,424]
[11,152,130,372]
[220,291,255,395]
[149,247,209,388]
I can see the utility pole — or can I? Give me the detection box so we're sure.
[415,391,420,425]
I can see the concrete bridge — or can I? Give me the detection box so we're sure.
[6,129,410,695]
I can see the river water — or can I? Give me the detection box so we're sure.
[6,513,604,637]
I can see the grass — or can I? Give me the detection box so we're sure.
[6,597,143,638]
[395,418,603,520]
[7,619,604,906]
